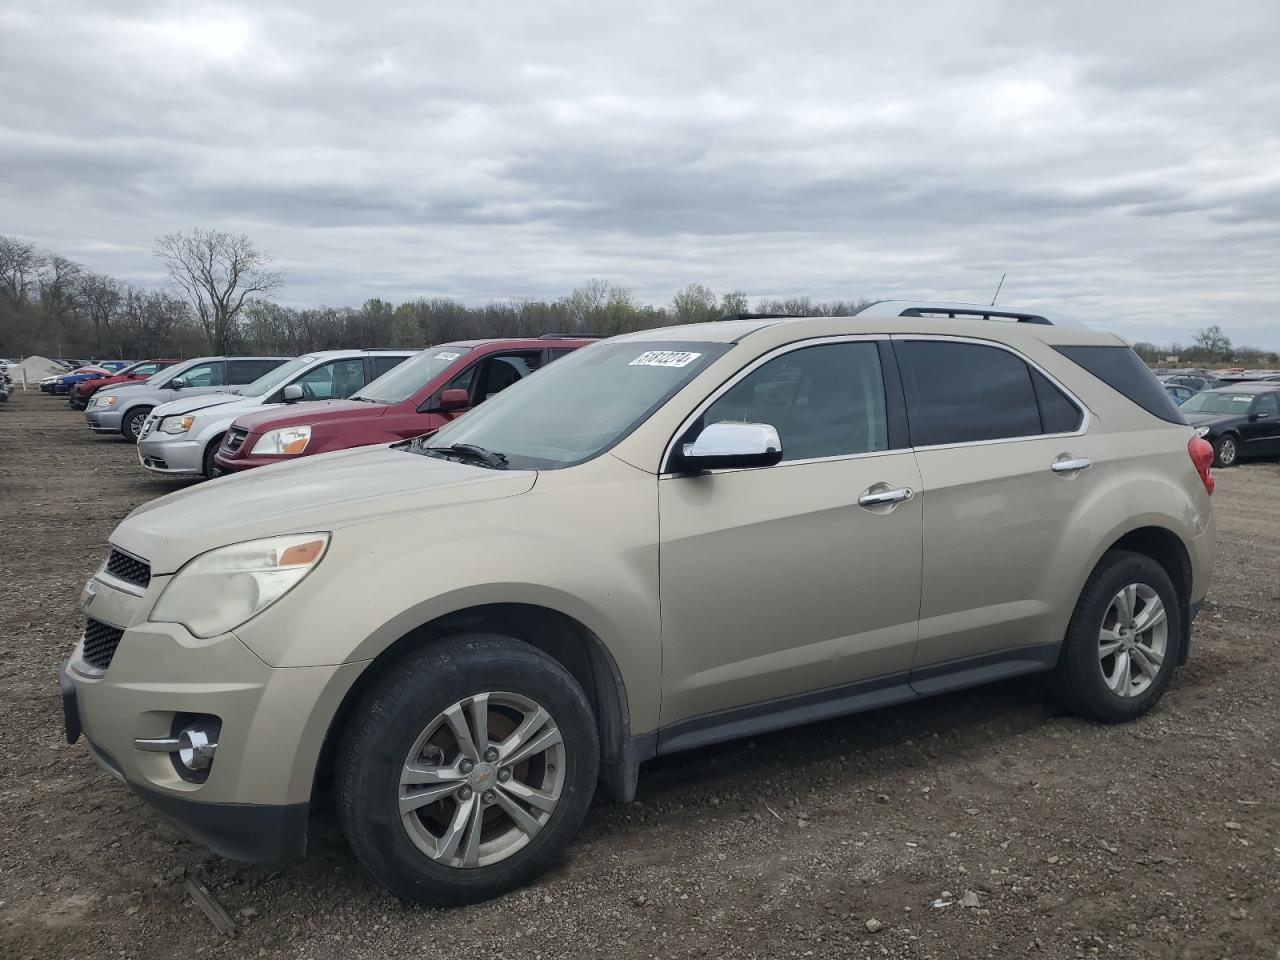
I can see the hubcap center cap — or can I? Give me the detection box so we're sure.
[469,762,497,790]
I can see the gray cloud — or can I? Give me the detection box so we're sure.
[1,0,1277,346]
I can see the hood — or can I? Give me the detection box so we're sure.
[111,444,535,573]
[231,398,385,435]
[151,391,250,418]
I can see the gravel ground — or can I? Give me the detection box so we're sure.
[1,388,1278,960]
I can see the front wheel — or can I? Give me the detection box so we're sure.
[122,406,151,442]
[336,634,599,904]
[1051,550,1182,723]
[1212,433,1239,467]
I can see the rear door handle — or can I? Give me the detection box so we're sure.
[1051,456,1091,473]
[858,486,914,507]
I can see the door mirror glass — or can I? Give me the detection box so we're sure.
[168,377,186,390]
[680,421,783,471]
[438,387,470,411]
[282,383,304,403]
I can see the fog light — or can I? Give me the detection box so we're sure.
[177,725,217,771]
[135,714,221,783]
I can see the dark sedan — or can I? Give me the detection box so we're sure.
[1181,384,1280,467]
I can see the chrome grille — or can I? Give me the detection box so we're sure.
[82,619,124,671]
[224,427,248,452]
[105,549,151,588]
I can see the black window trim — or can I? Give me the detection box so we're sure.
[660,334,908,475]
[887,334,1090,451]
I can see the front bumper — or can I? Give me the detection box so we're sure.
[212,449,291,473]
[86,407,125,432]
[138,434,203,475]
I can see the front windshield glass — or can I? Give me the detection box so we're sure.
[143,359,197,386]
[353,345,472,403]
[423,340,727,469]
[238,356,313,397]
[1181,391,1258,415]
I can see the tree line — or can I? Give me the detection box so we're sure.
[0,231,871,361]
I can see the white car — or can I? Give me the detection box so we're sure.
[136,349,415,477]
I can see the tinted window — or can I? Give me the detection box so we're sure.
[227,359,285,383]
[476,352,543,402]
[1030,369,1084,433]
[1252,393,1280,416]
[1054,345,1185,424]
[294,358,367,400]
[372,354,409,378]
[178,361,225,388]
[701,342,888,461]
[897,341,1041,445]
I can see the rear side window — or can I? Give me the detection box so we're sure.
[1054,345,1185,424]
[896,341,1046,446]
[372,355,408,378]
[1030,369,1084,434]
[227,359,286,383]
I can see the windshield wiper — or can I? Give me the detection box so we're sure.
[423,442,509,469]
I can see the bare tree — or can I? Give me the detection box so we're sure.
[671,283,718,324]
[0,235,43,310]
[1192,325,1231,360]
[77,272,122,349]
[154,229,282,352]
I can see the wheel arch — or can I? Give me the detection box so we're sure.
[1099,525,1194,665]
[314,603,639,803]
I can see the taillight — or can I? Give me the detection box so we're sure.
[1188,436,1214,495]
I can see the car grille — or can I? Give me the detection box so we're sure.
[82,618,124,671]
[224,427,248,452]
[105,548,151,588]
[138,415,156,439]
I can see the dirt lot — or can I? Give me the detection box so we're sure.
[1,388,1277,960]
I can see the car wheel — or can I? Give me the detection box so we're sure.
[202,437,224,478]
[336,633,599,905]
[1212,433,1238,467]
[122,407,151,442]
[1050,550,1182,723]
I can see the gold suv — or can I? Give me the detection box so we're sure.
[60,302,1216,903]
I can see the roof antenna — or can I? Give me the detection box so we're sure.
[990,273,1006,306]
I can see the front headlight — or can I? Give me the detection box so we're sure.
[150,533,330,638]
[1194,425,1211,438]
[251,425,312,456]
[98,395,119,407]
[159,414,195,435]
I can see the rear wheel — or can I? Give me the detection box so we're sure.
[1212,433,1239,467]
[122,406,151,442]
[336,634,599,904]
[1051,550,1182,723]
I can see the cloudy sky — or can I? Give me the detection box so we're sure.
[2,0,1278,346]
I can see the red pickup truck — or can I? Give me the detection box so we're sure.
[69,359,180,410]
[213,337,595,473]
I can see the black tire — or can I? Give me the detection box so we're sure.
[1051,550,1182,723]
[336,634,599,905]
[1212,433,1239,468]
[122,406,151,442]
[202,436,224,478]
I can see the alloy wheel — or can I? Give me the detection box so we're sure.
[128,411,147,439]
[1098,583,1168,697]
[399,692,565,868]
[1218,437,1237,466]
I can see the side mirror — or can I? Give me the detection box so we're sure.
[679,421,783,471]
[1250,411,1268,421]
[168,377,186,390]
[438,388,470,412]
[282,383,304,403]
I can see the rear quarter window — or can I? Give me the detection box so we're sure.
[1054,345,1186,424]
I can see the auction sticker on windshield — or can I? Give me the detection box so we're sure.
[629,351,702,368]
[434,351,462,361]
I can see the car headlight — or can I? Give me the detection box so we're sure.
[1194,426,1211,438]
[159,414,195,435]
[150,533,330,638]
[98,395,119,407]
[251,425,312,456]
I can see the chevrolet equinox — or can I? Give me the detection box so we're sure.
[60,302,1216,904]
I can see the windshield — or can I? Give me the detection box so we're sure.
[142,358,199,386]
[237,356,314,397]
[1182,391,1258,415]
[353,345,471,404]
[423,341,728,469]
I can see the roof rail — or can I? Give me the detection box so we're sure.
[714,312,804,323]
[860,300,1049,327]
[538,333,604,340]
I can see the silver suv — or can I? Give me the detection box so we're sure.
[86,356,289,441]
[60,303,1215,904]
[136,350,415,478]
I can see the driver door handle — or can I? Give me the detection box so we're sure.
[1051,456,1091,473]
[858,487,914,507]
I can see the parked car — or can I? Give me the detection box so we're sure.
[1181,383,1280,466]
[137,350,415,478]
[1159,374,1217,392]
[213,337,593,474]
[60,302,1216,904]
[86,356,290,441]
[43,365,113,395]
[70,359,180,410]
[1164,383,1197,405]
[0,368,10,403]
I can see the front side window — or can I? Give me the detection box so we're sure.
[698,342,888,462]
[177,361,225,388]
[1251,393,1280,417]
[294,358,368,401]
[475,352,543,402]
[897,340,1048,446]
